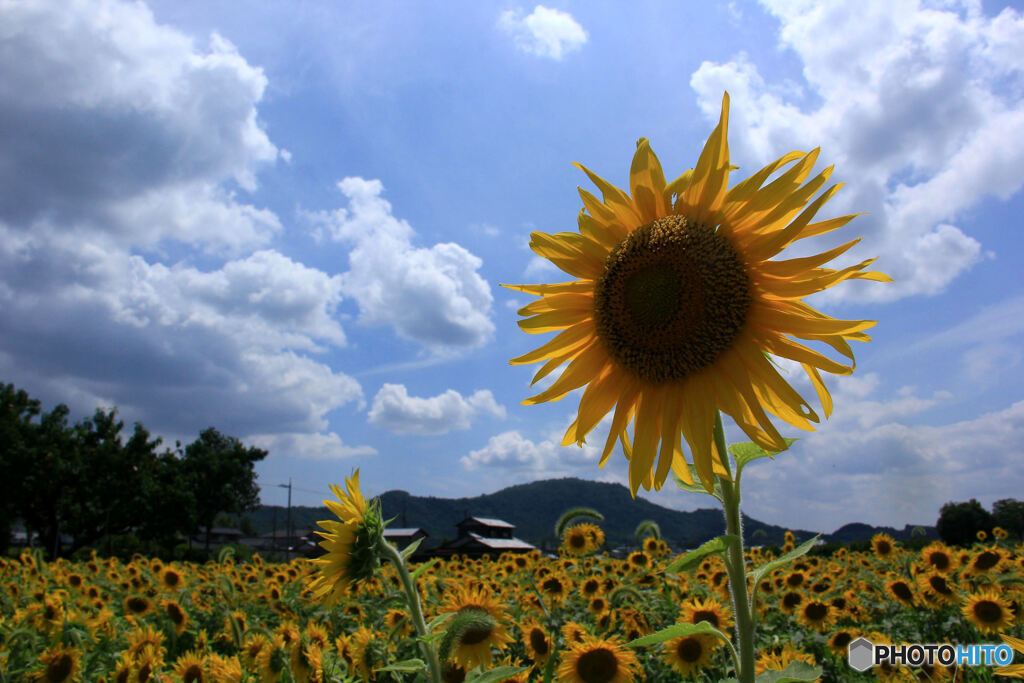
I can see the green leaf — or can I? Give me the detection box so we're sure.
[409,557,439,582]
[753,661,822,682]
[664,535,739,573]
[730,439,797,472]
[425,611,455,633]
[466,665,529,683]
[626,621,718,647]
[374,658,426,674]
[748,536,820,589]
[400,537,424,560]
[672,466,723,500]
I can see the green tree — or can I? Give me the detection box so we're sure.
[181,428,267,551]
[0,383,42,554]
[992,498,1024,540]
[936,499,995,546]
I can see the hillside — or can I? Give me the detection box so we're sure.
[248,477,937,550]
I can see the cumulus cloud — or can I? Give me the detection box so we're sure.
[0,0,364,455]
[306,177,495,350]
[0,0,281,254]
[248,432,378,460]
[368,384,506,435]
[688,1,1024,302]
[498,6,587,60]
[463,429,598,471]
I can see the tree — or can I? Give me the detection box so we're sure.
[180,428,267,551]
[992,499,1024,540]
[0,383,41,554]
[936,499,995,546]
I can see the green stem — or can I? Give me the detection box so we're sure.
[714,412,756,683]
[378,538,442,683]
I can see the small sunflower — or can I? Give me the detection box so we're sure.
[871,533,897,560]
[537,574,572,604]
[884,577,916,607]
[122,594,153,617]
[519,619,553,665]
[965,547,1006,576]
[158,566,185,592]
[561,621,591,647]
[962,590,1016,635]
[679,596,734,632]
[755,643,818,680]
[993,525,1009,540]
[307,469,384,606]
[505,92,888,494]
[919,542,957,573]
[172,650,208,683]
[32,643,81,683]
[797,599,835,632]
[557,635,642,683]
[562,523,603,556]
[917,571,958,607]
[826,629,859,658]
[161,599,188,635]
[977,530,989,541]
[662,633,719,678]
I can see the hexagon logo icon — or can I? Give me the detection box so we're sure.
[848,637,874,672]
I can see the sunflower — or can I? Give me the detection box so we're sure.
[505,92,888,494]
[307,469,384,606]
[172,650,208,683]
[755,643,819,680]
[557,635,642,683]
[797,599,834,632]
[826,629,859,658]
[662,633,719,678]
[964,547,1006,576]
[537,574,572,605]
[565,528,598,557]
[919,542,957,574]
[977,530,988,541]
[871,533,897,560]
[158,566,185,592]
[519,619,553,665]
[561,621,590,646]
[256,635,290,683]
[884,577,916,607]
[917,571,958,607]
[962,590,1016,635]
[32,643,81,683]
[161,599,188,635]
[122,594,153,617]
[679,596,734,632]
[779,590,804,614]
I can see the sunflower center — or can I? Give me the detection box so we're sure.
[594,215,751,384]
[973,600,1004,624]
[46,654,74,682]
[974,551,999,570]
[530,629,549,655]
[927,552,950,570]
[677,637,704,663]
[804,602,828,621]
[576,648,618,683]
[890,582,913,602]
[691,610,719,628]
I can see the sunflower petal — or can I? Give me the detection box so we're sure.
[501,281,594,296]
[630,137,669,221]
[522,341,608,405]
[573,162,643,230]
[678,92,731,223]
[510,320,595,365]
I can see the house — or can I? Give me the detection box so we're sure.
[437,516,536,557]
[383,527,428,551]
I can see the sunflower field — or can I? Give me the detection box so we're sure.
[2,531,1023,682]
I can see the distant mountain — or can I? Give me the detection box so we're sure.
[248,477,936,550]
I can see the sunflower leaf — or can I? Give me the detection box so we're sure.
[625,621,718,647]
[400,537,425,560]
[467,666,529,683]
[374,658,426,674]
[673,466,723,501]
[664,535,739,573]
[753,661,823,682]
[747,536,820,589]
[730,439,798,474]
[409,557,439,582]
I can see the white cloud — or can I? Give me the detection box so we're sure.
[368,384,506,435]
[498,6,587,60]
[306,177,495,350]
[689,1,1024,302]
[248,432,377,460]
[0,0,363,448]
[0,0,281,255]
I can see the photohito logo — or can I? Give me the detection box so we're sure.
[848,636,1013,671]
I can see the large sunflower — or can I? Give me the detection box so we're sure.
[505,92,889,493]
[307,469,384,606]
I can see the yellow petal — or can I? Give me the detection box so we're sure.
[501,280,594,296]
[523,341,608,405]
[678,92,731,224]
[629,137,669,222]
[517,308,592,334]
[510,319,595,365]
[573,162,643,230]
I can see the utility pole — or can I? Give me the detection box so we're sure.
[278,480,292,560]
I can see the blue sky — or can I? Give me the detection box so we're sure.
[1,0,1022,534]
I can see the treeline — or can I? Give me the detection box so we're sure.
[936,497,1024,545]
[0,382,266,559]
